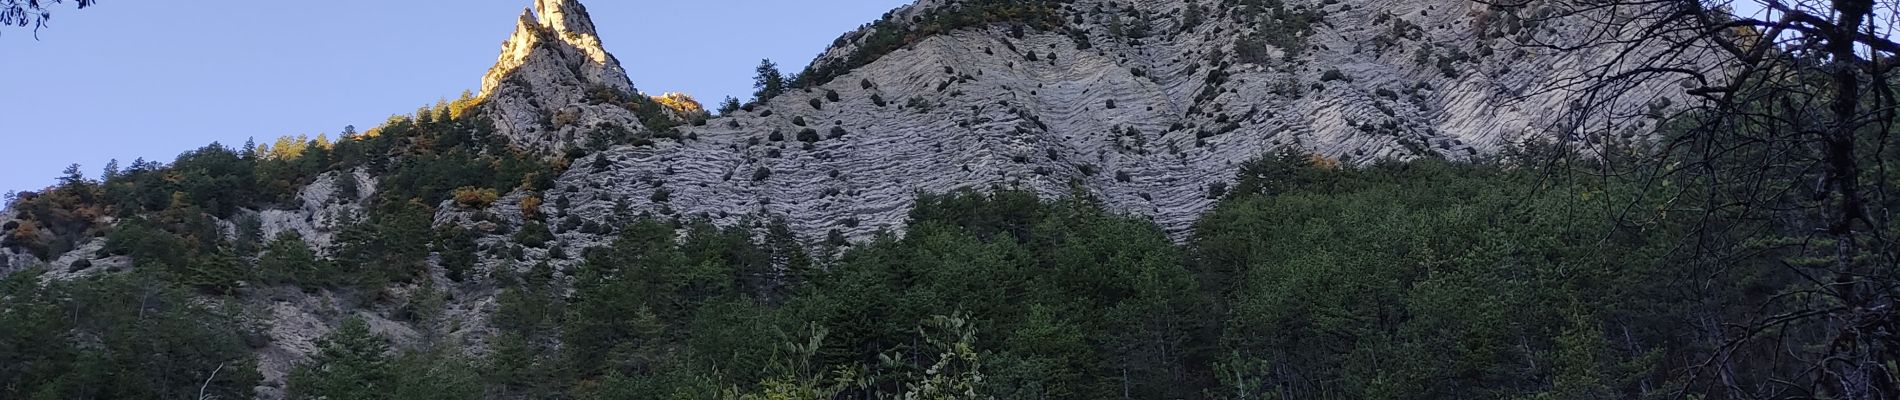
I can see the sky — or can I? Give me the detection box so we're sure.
[0,0,908,195]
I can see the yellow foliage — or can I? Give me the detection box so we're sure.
[551,110,582,130]
[169,191,192,210]
[1307,154,1341,170]
[520,195,544,219]
[1731,24,1764,55]
[8,220,38,241]
[448,90,482,120]
[652,92,707,117]
[452,187,500,209]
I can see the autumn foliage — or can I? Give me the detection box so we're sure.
[452,187,499,209]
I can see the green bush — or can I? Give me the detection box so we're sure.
[514,221,553,249]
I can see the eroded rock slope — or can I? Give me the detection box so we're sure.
[535,0,1699,240]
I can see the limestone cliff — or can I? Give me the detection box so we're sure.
[523,0,1706,241]
[478,0,645,153]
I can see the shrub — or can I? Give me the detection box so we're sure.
[452,187,499,209]
[825,90,841,102]
[717,96,741,115]
[514,221,553,249]
[752,167,772,182]
[792,116,807,126]
[828,126,848,139]
[653,92,706,114]
[826,229,849,247]
[258,231,323,286]
[520,196,544,220]
[809,99,823,110]
[798,128,821,143]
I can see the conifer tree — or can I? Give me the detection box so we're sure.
[289,318,393,400]
[753,59,787,102]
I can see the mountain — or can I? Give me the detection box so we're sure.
[480,0,646,153]
[482,0,1689,242]
[0,0,1714,398]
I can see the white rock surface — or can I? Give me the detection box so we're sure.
[250,169,376,254]
[478,0,649,153]
[532,0,1710,240]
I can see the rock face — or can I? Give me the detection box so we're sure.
[517,0,1704,239]
[253,169,377,254]
[479,0,645,153]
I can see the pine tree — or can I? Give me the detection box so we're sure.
[57,163,85,187]
[241,137,258,159]
[289,317,393,400]
[753,59,787,102]
[258,231,321,286]
[100,159,119,182]
[719,96,742,115]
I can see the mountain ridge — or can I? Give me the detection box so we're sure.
[483,0,1703,241]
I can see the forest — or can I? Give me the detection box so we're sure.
[0,129,1832,399]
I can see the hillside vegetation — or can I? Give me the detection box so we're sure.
[0,138,1827,398]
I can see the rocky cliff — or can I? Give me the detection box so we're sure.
[510,0,1700,241]
[479,0,649,153]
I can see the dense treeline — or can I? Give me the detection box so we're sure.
[4,140,1804,398]
[0,271,261,399]
[0,72,1856,398]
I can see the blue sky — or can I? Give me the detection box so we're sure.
[0,0,908,195]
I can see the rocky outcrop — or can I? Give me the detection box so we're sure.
[252,169,376,254]
[478,0,646,153]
